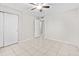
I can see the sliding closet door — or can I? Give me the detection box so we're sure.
[4,13,18,46]
[0,12,3,47]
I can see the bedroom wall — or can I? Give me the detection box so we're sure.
[22,11,34,40]
[0,4,23,41]
[45,8,79,46]
[0,4,34,42]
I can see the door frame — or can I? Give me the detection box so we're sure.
[0,11,19,47]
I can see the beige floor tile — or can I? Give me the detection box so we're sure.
[0,39,79,56]
[57,44,79,56]
[27,47,39,56]
[0,47,15,56]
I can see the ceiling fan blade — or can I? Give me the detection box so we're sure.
[31,7,36,10]
[43,6,50,8]
[29,3,37,6]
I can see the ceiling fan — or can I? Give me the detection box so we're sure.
[29,3,51,12]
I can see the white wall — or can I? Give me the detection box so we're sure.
[22,11,34,41]
[0,4,34,42]
[0,4,23,41]
[1,3,79,46]
[45,7,79,46]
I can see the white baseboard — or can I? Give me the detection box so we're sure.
[18,37,79,48]
[18,38,33,43]
[46,37,79,48]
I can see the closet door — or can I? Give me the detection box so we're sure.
[0,12,3,47]
[4,13,18,46]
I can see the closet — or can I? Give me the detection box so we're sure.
[0,12,3,47]
[0,12,18,47]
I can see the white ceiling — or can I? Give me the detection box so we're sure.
[52,3,79,12]
[0,3,29,11]
[0,3,79,14]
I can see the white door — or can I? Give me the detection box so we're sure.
[34,19,40,38]
[0,12,3,47]
[4,13,18,46]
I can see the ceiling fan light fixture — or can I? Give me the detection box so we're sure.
[36,5,42,10]
[42,3,46,5]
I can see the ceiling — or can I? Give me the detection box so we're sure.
[0,3,79,15]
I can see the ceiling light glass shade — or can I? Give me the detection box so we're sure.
[42,3,46,5]
[36,5,42,9]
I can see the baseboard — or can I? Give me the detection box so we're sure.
[18,37,79,48]
[46,37,79,48]
[18,38,33,43]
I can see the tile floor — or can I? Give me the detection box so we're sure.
[0,39,79,56]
